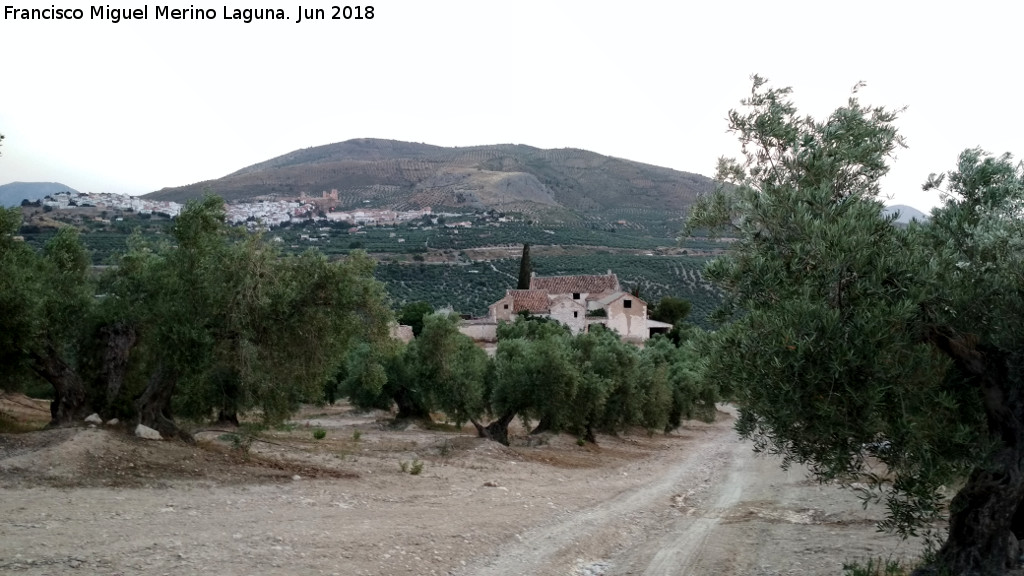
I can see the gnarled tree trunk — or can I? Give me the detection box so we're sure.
[472,411,516,446]
[98,322,137,413]
[30,347,88,426]
[530,415,554,435]
[915,340,1024,576]
[135,363,192,442]
[394,388,430,421]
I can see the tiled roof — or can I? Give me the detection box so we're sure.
[507,289,551,314]
[529,273,619,295]
[593,291,630,307]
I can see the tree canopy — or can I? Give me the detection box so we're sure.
[691,76,1024,575]
[397,301,433,337]
[1,196,393,437]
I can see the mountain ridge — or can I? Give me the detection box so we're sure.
[145,139,717,228]
[882,204,929,224]
[0,181,80,207]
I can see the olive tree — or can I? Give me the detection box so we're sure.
[108,196,392,437]
[0,209,94,424]
[692,76,1024,574]
[407,312,488,426]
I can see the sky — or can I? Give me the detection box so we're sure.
[1,0,1021,211]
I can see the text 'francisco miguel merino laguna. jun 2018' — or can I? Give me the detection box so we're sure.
[4,5,374,24]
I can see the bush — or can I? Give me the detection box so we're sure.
[842,557,911,576]
[313,428,327,440]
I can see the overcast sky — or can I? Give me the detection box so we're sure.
[1,0,1020,211]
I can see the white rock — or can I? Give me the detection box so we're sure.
[292,475,302,481]
[84,413,102,424]
[135,424,163,440]
[106,418,119,426]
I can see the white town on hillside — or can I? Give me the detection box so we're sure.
[37,191,438,229]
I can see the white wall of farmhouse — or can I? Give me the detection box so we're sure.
[459,321,498,343]
[603,294,649,341]
[549,297,587,335]
[489,295,516,322]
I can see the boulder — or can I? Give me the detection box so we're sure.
[84,413,103,424]
[135,424,163,440]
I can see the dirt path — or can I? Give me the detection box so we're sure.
[457,409,922,576]
[0,404,922,576]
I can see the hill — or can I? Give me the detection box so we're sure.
[882,204,929,224]
[0,182,79,207]
[145,139,717,231]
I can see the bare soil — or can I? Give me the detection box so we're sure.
[0,399,922,575]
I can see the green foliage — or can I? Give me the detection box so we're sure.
[397,301,433,337]
[313,428,327,440]
[690,78,976,535]
[344,312,488,425]
[399,459,424,475]
[649,296,691,325]
[342,340,402,411]
[489,327,576,433]
[692,76,1024,571]
[408,313,488,427]
[105,196,394,432]
[0,207,94,420]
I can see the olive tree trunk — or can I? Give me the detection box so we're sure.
[30,347,88,426]
[98,322,137,413]
[135,363,192,442]
[394,388,430,421]
[915,344,1024,575]
[472,411,516,446]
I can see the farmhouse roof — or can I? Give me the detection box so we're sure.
[529,272,619,295]
[592,290,643,308]
[505,289,551,314]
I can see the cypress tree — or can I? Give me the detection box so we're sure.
[516,243,532,289]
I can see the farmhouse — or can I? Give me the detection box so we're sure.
[483,271,671,342]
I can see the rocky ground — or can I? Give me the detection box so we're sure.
[0,396,923,575]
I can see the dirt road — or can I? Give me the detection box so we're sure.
[458,409,920,576]
[0,404,921,575]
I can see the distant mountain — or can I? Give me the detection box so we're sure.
[0,182,79,207]
[146,139,717,226]
[883,204,929,225]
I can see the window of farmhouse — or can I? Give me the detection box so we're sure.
[624,300,632,309]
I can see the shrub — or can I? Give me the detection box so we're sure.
[842,557,911,576]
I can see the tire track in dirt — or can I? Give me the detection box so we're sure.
[454,418,743,576]
[628,439,749,576]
